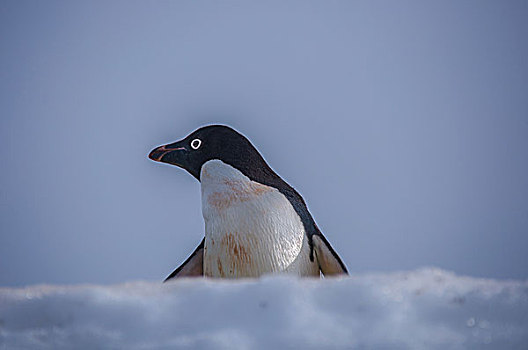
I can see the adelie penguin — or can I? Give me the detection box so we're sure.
[149,125,348,280]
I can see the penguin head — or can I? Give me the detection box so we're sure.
[149,125,267,180]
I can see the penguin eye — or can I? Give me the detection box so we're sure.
[190,138,202,150]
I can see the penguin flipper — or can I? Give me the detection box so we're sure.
[164,238,205,282]
[312,234,348,276]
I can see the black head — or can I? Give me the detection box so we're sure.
[149,125,272,181]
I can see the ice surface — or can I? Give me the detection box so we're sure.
[1,268,527,349]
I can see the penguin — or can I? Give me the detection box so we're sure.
[149,125,348,280]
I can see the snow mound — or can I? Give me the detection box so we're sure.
[1,268,527,349]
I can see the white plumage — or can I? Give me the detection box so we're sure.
[201,160,319,278]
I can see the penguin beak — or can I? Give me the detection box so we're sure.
[148,141,188,167]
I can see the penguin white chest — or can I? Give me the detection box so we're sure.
[200,160,308,278]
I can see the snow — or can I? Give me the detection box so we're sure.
[1,268,527,349]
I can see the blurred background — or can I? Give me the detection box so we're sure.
[1,1,527,286]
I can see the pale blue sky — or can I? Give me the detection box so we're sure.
[1,1,527,286]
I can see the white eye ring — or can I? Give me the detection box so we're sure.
[191,138,202,150]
